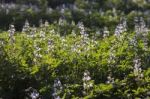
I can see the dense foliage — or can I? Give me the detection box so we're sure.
[0,0,150,99]
[0,19,150,98]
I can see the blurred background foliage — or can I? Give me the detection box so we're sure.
[0,0,150,31]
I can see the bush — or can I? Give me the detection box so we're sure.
[0,23,150,98]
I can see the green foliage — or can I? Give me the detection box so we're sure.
[0,0,150,98]
[0,24,150,98]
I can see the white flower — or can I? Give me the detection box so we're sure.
[52,78,63,99]
[106,74,114,84]
[103,27,109,38]
[82,70,93,95]
[40,31,45,38]
[8,24,15,37]
[8,24,15,44]
[22,20,30,33]
[44,20,49,27]
[78,22,88,38]
[30,91,39,99]
[114,18,127,37]
[133,57,143,78]
[134,17,148,36]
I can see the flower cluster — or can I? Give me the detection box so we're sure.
[114,18,127,37]
[78,22,88,38]
[143,37,148,50]
[22,20,30,33]
[44,20,49,27]
[39,19,50,28]
[39,19,44,28]
[106,73,114,84]
[33,42,42,59]
[58,17,67,26]
[25,87,40,99]
[82,70,93,96]
[61,37,68,50]
[52,78,63,99]
[137,17,149,50]
[28,26,37,38]
[129,36,138,51]
[71,29,76,37]
[47,39,54,52]
[0,40,4,45]
[71,38,91,54]
[103,27,110,38]
[133,57,143,80]
[39,30,46,41]
[95,30,101,37]
[108,46,116,65]
[8,24,15,44]
[134,17,148,36]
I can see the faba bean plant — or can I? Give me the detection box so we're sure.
[0,18,150,99]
